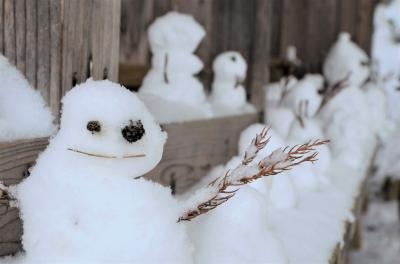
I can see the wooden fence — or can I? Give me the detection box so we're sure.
[0,0,378,258]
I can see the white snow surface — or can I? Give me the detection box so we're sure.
[10,80,194,263]
[0,55,55,141]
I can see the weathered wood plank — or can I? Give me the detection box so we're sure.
[355,0,375,54]
[37,0,50,102]
[49,0,62,119]
[15,0,25,74]
[248,0,273,110]
[120,0,154,66]
[270,0,284,59]
[0,0,3,54]
[25,0,37,88]
[3,0,16,64]
[91,0,120,82]
[305,0,337,72]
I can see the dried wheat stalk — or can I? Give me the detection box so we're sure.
[178,127,328,222]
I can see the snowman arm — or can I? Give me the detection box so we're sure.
[178,128,328,222]
[0,182,17,208]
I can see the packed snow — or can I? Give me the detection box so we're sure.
[0,55,55,141]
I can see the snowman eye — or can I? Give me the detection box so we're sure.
[230,56,236,62]
[361,60,369,67]
[87,121,101,134]
[121,120,145,143]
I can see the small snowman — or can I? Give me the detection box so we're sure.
[9,80,193,263]
[0,55,55,141]
[209,51,256,116]
[282,74,324,118]
[323,32,370,88]
[139,12,212,123]
[287,101,331,189]
[238,124,297,209]
[264,77,298,139]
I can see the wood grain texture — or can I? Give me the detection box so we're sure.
[15,0,25,74]
[120,0,153,66]
[3,0,16,64]
[37,0,51,102]
[25,0,37,88]
[0,0,3,53]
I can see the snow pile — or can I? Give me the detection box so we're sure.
[139,12,212,123]
[188,186,288,264]
[371,0,400,122]
[0,55,55,141]
[209,51,256,117]
[12,80,193,263]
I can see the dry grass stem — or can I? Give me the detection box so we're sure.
[178,128,329,222]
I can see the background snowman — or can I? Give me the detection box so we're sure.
[139,12,212,123]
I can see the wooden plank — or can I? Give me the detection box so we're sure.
[280,0,308,61]
[3,0,16,64]
[119,0,154,66]
[37,0,50,102]
[49,0,62,119]
[15,0,25,74]
[25,0,37,88]
[355,0,375,54]
[91,0,121,82]
[305,0,337,72]
[337,0,358,38]
[270,0,284,59]
[0,0,3,54]
[248,0,273,110]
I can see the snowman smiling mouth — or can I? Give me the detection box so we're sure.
[67,148,146,159]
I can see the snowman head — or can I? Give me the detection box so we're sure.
[213,51,247,85]
[56,79,167,177]
[148,12,205,53]
[323,32,370,87]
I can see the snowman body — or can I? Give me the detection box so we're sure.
[17,80,193,263]
[210,51,256,116]
[0,55,54,141]
[139,12,211,122]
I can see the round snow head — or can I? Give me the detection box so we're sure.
[212,51,247,83]
[323,32,370,87]
[148,11,205,53]
[58,79,167,177]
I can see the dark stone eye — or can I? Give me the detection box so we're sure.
[87,121,101,134]
[361,60,369,67]
[230,56,236,62]
[122,120,145,143]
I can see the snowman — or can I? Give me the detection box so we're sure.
[209,51,256,116]
[264,76,298,139]
[0,54,55,141]
[8,79,193,263]
[139,12,212,123]
[372,0,400,122]
[319,32,382,167]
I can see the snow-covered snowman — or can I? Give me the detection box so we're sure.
[10,79,193,263]
[0,55,55,141]
[139,12,212,123]
[209,51,256,116]
[319,32,381,167]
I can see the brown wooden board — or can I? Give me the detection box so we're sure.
[0,113,259,256]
